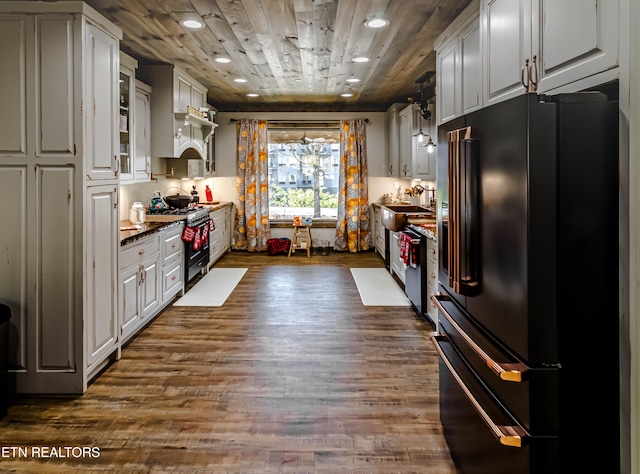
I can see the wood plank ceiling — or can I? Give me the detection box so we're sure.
[84,0,472,112]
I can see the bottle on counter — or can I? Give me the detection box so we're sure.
[205,185,213,203]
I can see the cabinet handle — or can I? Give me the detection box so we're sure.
[529,55,538,92]
[171,275,177,281]
[430,248,436,254]
[431,272,436,278]
[389,165,393,175]
[520,58,530,91]
[138,249,144,255]
[171,243,176,249]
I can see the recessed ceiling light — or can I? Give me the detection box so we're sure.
[365,18,390,28]
[352,56,369,63]
[246,93,259,97]
[214,57,231,64]
[346,78,361,83]
[180,19,203,29]
[234,78,248,83]
[341,93,354,98]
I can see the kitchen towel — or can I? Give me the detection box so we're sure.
[350,268,411,306]
[173,268,248,306]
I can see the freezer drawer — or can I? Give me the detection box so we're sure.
[432,333,558,474]
[433,291,558,434]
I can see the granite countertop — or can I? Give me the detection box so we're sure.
[119,202,233,247]
[119,220,184,247]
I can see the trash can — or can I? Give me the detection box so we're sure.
[0,304,10,419]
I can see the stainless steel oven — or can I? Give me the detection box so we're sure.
[183,209,211,288]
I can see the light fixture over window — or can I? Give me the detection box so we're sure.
[246,93,259,97]
[341,93,354,98]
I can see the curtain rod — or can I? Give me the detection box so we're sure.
[228,118,369,124]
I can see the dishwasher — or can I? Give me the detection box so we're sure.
[400,225,428,318]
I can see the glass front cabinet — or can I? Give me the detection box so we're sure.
[119,52,137,182]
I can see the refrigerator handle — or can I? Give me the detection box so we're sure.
[431,333,528,448]
[431,293,530,382]
[460,138,480,295]
[447,127,480,296]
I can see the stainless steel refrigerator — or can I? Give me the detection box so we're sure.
[432,91,619,473]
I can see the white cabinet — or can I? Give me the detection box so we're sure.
[398,106,413,179]
[435,1,481,125]
[389,231,406,285]
[119,235,161,343]
[209,205,232,266]
[161,225,184,303]
[399,104,436,181]
[481,0,619,107]
[134,80,152,181]
[0,3,122,394]
[371,205,386,259]
[118,52,136,182]
[386,103,404,177]
[137,65,216,161]
[86,185,120,372]
[85,23,120,182]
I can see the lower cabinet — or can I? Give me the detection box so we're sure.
[161,224,184,304]
[389,230,406,284]
[209,204,232,266]
[119,224,185,345]
[119,235,161,343]
[371,205,386,259]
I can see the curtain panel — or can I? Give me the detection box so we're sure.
[233,119,270,252]
[334,119,371,253]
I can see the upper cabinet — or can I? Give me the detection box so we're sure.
[481,0,619,107]
[120,53,151,184]
[119,52,136,182]
[399,104,436,181]
[435,2,481,125]
[437,0,620,123]
[133,80,152,181]
[386,103,404,178]
[137,65,217,161]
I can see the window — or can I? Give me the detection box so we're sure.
[267,125,340,220]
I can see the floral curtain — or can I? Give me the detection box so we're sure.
[335,119,371,252]
[233,119,270,252]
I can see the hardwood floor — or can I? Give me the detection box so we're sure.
[0,250,459,473]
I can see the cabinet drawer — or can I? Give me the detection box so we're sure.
[120,235,160,269]
[162,228,184,265]
[162,260,183,302]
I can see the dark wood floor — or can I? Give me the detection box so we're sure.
[0,250,459,473]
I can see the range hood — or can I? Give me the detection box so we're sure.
[137,65,217,160]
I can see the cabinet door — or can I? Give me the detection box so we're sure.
[386,104,403,177]
[86,185,119,368]
[437,38,459,125]
[85,23,118,181]
[412,106,436,181]
[140,257,160,320]
[134,83,151,181]
[460,19,482,115]
[398,107,413,178]
[120,264,141,339]
[535,0,619,92]
[118,64,134,182]
[481,0,532,107]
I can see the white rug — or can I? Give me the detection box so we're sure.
[350,268,411,306]
[173,268,247,306]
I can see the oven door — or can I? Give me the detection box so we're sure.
[184,220,210,285]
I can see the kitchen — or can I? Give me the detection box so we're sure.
[0,0,638,472]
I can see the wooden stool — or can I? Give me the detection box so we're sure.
[288,225,312,257]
